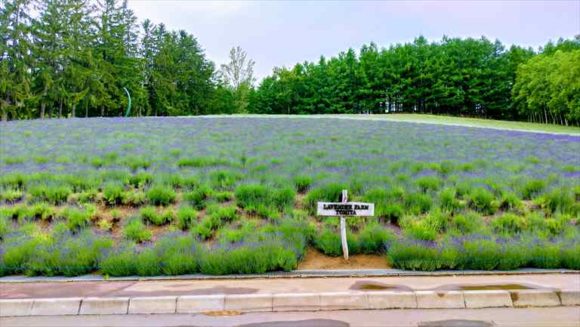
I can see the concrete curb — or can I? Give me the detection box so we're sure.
[1,268,577,283]
[510,290,561,307]
[1,290,578,317]
[128,296,176,314]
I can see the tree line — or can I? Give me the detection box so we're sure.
[1,0,247,121]
[1,0,579,125]
[250,36,579,125]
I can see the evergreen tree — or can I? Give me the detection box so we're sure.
[0,0,33,121]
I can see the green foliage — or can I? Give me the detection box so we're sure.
[140,206,174,226]
[528,243,562,268]
[235,184,295,213]
[439,188,462,213]
[293,175,312,193]
[199,243,298,275]
[0,214,11,239]
[249,36,568,124]
[382,203,404,225]
[157,236,200,275]
[415,176,441,192]
[539,188,577,215]
[192,222,213,240]
[146,185,176,206]
[450,212,483,234]
[217,221,257,244]
[468,187,498,215]
[177,157,228,168]
[357,224,395,254]
[135,249,162,276]
[62,207,93,232]
[492,213,528,235]
[403,220,438,241]
[312,228,359,256]
[24,232,113,277]
[519,179,546,200]
[561,243,580,270]
[100,247,137,277]
[127,172,153,188]
[0,189,23,203]
[272,187,296,211]
[27,202,56,221]
[235,184,269,209]
[1,235,43,275]
[122,190,146,207]
[28,184,71,205]
[513,49,580,125]
[364,188,403,224]
[207,205,238,223]
[312,229,343,256]
[1,229,112,277]
[499,192,522,211]
[304,183,345,215]
[176,206,197,230]
[209,170,240,191]
[123,218,152,243]
[184,185,213,210]
[123,156,151,172]
[496,242,529,270]
[103,183,125,205]
[457,239,501,270]
[404,192,432,215]
[389,236,539,272]
[214,191,233,203]
[388,241,446,271]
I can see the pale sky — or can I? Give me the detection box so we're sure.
[127,0,580,81]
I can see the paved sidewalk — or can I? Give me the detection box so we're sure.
[2,273,578,299]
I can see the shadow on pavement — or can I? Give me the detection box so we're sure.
[238,319,349,327]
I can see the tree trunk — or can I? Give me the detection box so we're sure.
[58,100,63,118]
[1,110,7,122]
[40,102,46,119]
[72,104,76,118]
[101,105,105,117]
[85,102,88,118]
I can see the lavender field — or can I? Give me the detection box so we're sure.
[0,117,579,276]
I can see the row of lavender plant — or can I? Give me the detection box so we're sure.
[0,117,578,275]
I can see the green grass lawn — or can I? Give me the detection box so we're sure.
[339,113,580,134]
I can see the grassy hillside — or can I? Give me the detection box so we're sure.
[1,117,578,276]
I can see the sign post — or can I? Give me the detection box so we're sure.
[317,190,375,260]
[340,190,349,260]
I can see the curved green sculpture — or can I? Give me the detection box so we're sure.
[123,87,132,117]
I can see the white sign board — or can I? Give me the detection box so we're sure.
[317,202,375,217]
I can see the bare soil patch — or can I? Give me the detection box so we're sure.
[297,248,390,270]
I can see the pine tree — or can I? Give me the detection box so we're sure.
[0,0,33,121]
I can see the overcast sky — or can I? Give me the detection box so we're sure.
[128,0,580,81]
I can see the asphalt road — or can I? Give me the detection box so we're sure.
[2,307,579,327]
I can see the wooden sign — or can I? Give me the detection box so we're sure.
[316,190,375,260]
[317,202,374,217]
